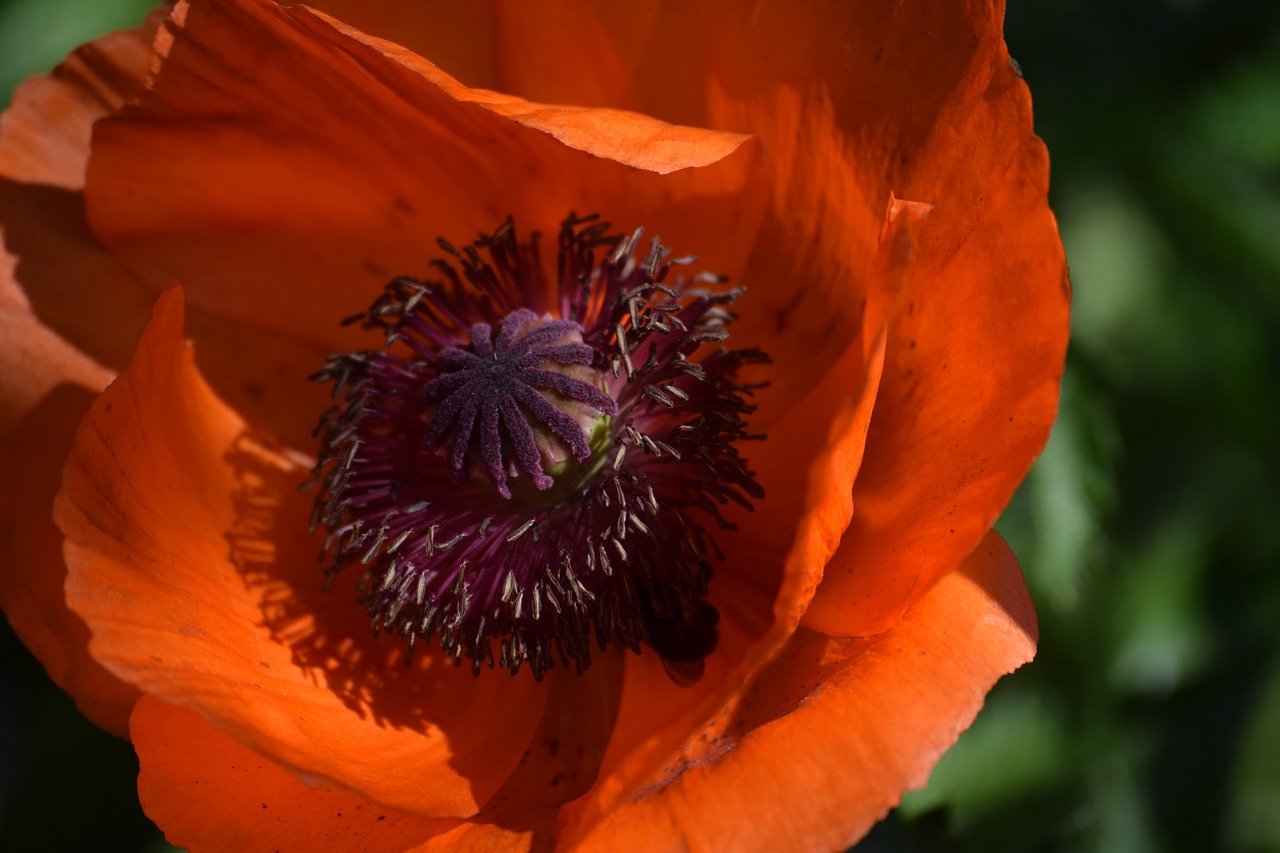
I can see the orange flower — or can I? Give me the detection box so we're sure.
[0,1,1068,849]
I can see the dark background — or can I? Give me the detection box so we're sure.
[2,1,1278,850]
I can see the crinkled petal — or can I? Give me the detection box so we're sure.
[57,288,562,817]
[567,530,1037,851]
[132,660,621,847]
[0,8,161,189]
[0,2,341,451]
[0,9,160,400]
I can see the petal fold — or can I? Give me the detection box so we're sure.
[569,530,1036,851]
[86,0,763,364]
[317,8,753,176]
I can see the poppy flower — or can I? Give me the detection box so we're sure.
[0,0,1068,849]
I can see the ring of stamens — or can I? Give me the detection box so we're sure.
[308,214,768,680]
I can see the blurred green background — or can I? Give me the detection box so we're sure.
[1,1,1277,851]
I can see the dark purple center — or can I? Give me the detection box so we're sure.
[422,309,616,498]
[308,215,767,682]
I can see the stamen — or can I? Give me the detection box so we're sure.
[308,214,769,681]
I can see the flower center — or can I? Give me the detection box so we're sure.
[308,215,768,681]
[422,309,616,499]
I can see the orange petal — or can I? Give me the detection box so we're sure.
[814,4,1069,636]
[477,655,624,821]
[57,287,559,817]
[0,8,160,189]
[479,3,1035,139]
[560,201,926,825]
[570,0,1069,639]
[132,695,546,852]
[803,145,1068,638]
[487,4,1071,605]
[567,530,1036,851]
[85,0,762,361]
[0,243,138,734]
[491,0,638,116]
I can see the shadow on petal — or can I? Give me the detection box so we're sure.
[57,288,621,817]
[223,434,623,817]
